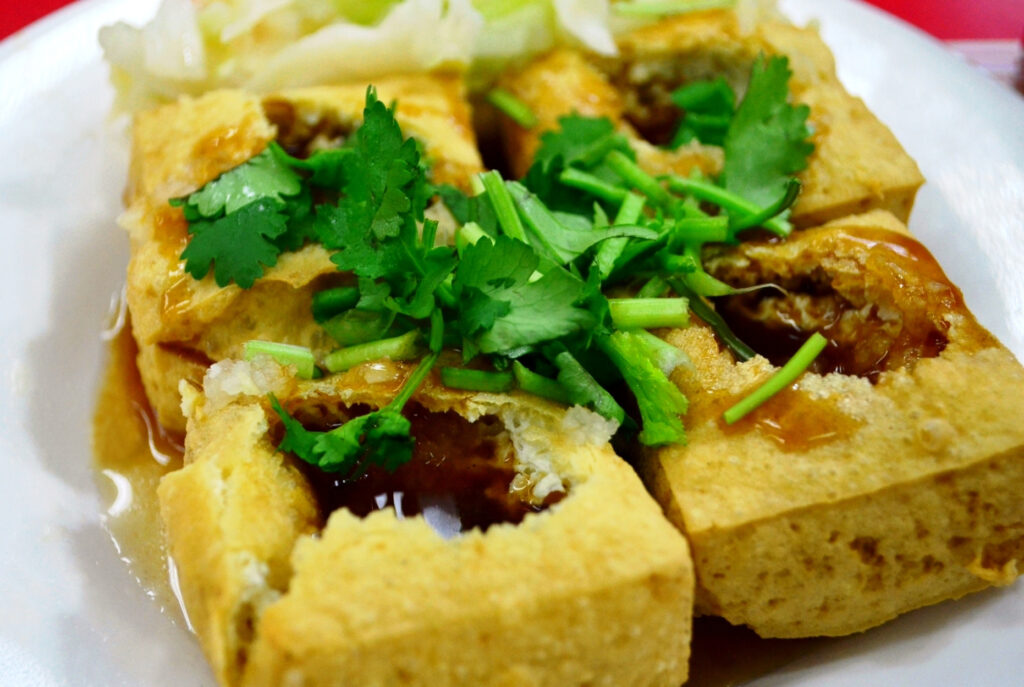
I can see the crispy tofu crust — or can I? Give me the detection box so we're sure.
[160,363,694,686]
[637,211,1024,637]
[123,76,484,432]
[497,12,924,228]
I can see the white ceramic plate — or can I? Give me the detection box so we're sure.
[0,1,1021,685]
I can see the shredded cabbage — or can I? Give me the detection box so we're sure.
[99,0,765,110]
[250,0,482,90]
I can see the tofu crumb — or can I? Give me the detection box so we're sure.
[203,358,292,412]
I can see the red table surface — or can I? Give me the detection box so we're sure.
[3,0,1024,42]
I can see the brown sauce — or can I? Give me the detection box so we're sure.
[840,227,962,299]
[612,71,687,147]
[714,293,946,382]
[292,405,552,534]
[92,322,186,623]
[711,227,964,381]
[262,98,353,158]
[714,384,862,452]
[94,324,821,683]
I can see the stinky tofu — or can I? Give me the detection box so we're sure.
[638,211,1024,637]
[122,76,484,432]
[160,358,695,686]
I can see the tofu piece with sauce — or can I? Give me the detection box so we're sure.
[121,76,484,434]
[637,210,1024,637]
[497,11,924,228]
[159,357,694,687]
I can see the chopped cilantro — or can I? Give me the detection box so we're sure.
[179,63,818,453]
[270,354,438,477]
[669,76,735,148]
[187,143,302,216]
[179,199,288,288]
[598,331,688,446]
[723,332,827,424]
[722,55,814,208]
[453,235,595,354]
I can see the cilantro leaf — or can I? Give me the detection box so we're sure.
[530,114,634,174]
[454,236,596,354]
[722,55,814,208]
[313,411,414,475]
[507,181,659,264]
[273,401,413,477]
[304,148,353,189]
[180,199,287,288]
[523,114,635,213]
[437,183,499,236]
[385,248,457,319]
[273,186,318,252]
[458,286,512,338]
[669,76,736,148]
[598,330,688,446]
[270,352,439,478]
[315,88,432,293]
[317,204,415,279]
[188,144,303,217]
[270,395,319,458]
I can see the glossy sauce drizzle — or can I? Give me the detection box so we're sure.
[713,227,966,381]
[716,384,862,452]
[95,325,825,683]
[292,405,553,535]
[92,323,187,622]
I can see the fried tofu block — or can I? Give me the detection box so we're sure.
[637,211,1024,637]
[498,12,924,227]
[121,76,484,432]
[160,358,694,686]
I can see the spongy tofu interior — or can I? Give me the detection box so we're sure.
[639,212,1024,637]
[123,76,484,432]
[159,364,695,687]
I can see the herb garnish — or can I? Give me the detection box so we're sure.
[178,56,818,476]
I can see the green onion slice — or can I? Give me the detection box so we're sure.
[243,340,317,379]
[722,332,828,424]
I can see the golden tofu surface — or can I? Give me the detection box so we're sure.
[638,212,1024,637]
[123,76,484,432]
[161,361,694,686]
[498,12,924,228]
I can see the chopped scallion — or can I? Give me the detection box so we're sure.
[512,361,571,404]
[636,275,670,299]
[243,340,317,379]
[324,330,420,373]
[609,297,690,329]
[592,192,647,281]
[635,330,693,376]
[665,175,791,237]
[552,348,626,424]
[440,367,515,393]
[605,150,672,208]
[728,178,801,234]
[478,170,527,242]
[559,168,629,204]
[671,280,756,362]
[723,332,827,424]
[487,88,538,128]
[311,286,359,322]
[614,0,736,18]
[456,221,489,256]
